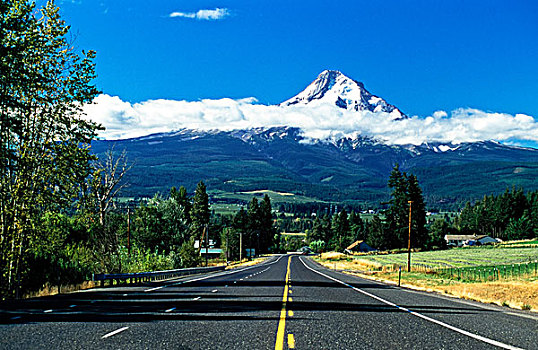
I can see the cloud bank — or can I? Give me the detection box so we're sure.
[83,94,538,147]
[169,8,230,20]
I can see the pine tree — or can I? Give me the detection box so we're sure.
[406,174,427,248]
[190,181,210,241]
[259,194,275,253]
[385,164,410,248]
[384,165,427,249]
[331,209,351,252]
[349,211,366,241]
[366,215,387,250]
[170,186,192,224]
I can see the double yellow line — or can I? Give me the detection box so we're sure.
[275,256,292,350]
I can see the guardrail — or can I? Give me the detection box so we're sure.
[92,266,226,287]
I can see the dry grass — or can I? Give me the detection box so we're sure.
[315,255,538,312]
[318,254,385,271]
[23,280,97,299]
[225,256,269,269]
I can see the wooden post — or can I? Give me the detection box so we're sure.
[127,207,131,256]
[407,201,413,272]
[205,224,209,267]
[239,231,243,261]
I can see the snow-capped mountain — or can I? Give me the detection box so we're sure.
[89,70,538,207]
[280,70,406,120]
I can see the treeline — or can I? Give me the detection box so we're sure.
[302,165,432,252]
[457,188,538,240]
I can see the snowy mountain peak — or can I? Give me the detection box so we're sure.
[280,70,406,120]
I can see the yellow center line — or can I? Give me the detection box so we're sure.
[288,334,296,349]
[275,256,292,350]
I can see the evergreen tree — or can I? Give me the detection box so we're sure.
[426,218,450,249]
[385,164,410,248]
[505,215,533,240]
[349,211,366,241]
[190,181,210,241]
[259,194,275,253]
[170,186,192,224]
[407,174,428,248]
[330,209,351,251]
[366,215,387,250]
[247,197,261,255]
[384,165,427,249]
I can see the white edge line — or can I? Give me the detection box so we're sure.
[144,255,284,293]
[102,326,129,339]
[299,257,524,350]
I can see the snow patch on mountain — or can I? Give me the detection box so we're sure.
[281,70,406,120]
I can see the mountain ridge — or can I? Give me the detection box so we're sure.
[280,70,406,120]
[91,126,538,209]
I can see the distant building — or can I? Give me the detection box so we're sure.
[345,240,376,254]
[199,248,223,258]
[444,234,499,247]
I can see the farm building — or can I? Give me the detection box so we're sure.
[444,234,499,247]
[345,240,376,254]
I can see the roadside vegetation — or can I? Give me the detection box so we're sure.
[314,245,538,311]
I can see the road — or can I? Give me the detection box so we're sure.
[0,255,536,349]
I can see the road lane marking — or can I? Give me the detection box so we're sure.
[165,307,176,313]
[212,289,218,293]
[44,309,53,313]
[102,327,129,339]
[69,305,77,308]
[288,334,295,349]
[288,310,294,317]
[143,255,285,293]
[193,297,201,301]
[299,257,524,350]
[11,316,21,320]
[275,256,292,350]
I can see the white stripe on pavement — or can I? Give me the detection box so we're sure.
[299,257,524,350]
[102,327,129,339]
[143,255,285,292]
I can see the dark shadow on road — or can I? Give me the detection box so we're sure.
[0,286,492,325]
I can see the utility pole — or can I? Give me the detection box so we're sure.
[239,231,243,261]
[205,224,209,267]
[127,207,131,257]
[407,200,413,272]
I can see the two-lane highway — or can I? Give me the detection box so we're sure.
[0,255,536,349]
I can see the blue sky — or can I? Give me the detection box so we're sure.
[54,0,538,115]
[47,0,538,146]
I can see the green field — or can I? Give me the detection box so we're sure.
[356,246,538,269]
[210,189,325,205]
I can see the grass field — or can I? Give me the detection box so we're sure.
[210,189,325,204]
[315,244,538,311]
[355,246,538,269]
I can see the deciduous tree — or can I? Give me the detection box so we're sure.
[0,0,100,297]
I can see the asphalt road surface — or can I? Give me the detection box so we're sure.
[0,255,536,349]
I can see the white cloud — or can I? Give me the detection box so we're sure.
[169,8,230,21]
[83,94,538,147]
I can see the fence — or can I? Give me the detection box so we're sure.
[435,261,538,282]
[92,265,226,287]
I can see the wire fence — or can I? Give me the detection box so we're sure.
[434,260,538,282]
